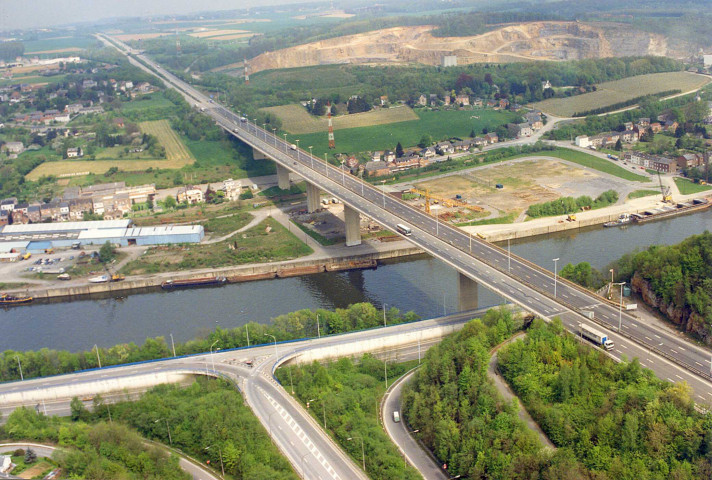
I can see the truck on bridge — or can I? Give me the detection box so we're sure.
[579,323,614,351]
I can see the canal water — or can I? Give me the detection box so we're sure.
[3,210,712,352]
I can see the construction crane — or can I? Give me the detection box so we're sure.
[656,170,673,203]
[409,188,478,213]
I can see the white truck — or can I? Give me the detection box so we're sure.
[579,323,614,351]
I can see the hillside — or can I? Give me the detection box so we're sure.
[249,21,686,73]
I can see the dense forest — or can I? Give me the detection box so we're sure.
[275,356,420,479]
[2,409,189,479]
[0,303,418,382]
[498,320,712,479]
[404,313,712,479]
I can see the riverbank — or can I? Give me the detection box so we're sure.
[12,242,424,302]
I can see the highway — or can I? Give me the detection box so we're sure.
[0,305,483,480]
[96,34,712,405]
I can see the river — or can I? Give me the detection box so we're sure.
[3,210,712,352]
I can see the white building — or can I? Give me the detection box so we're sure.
[221,178,242,201]
[574,135,591,148]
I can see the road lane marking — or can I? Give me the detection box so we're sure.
[654,334,661,339]
[670,349,678,354]
[645,336,652,341]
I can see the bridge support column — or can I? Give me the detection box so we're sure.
[252,148,266,160]
[458,273,479,311]
[344,205,361,247]
[306,183,321,213]
[276,164,290,190]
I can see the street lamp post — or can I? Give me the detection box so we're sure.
[265,333,278,357]
[508,238,511,272]
[295,139,300,160]
[169,333,176,357]
[380,180,386,207]
[283,133,288,152]
[245,325,250,347]
[204,445,225,478]
[324,153,329,177]
[613,282,625,331]
[347,436,365,471]
[262,123,267,142]
[308,146,314,169]
[553,258,560,298]
[272,127,277,146]
[341,159,346,184]
[93,344,102,368]
[316,313,321,339]
[383,303,387,327]
[14,355,23,381]
[209,340,218,372]
[155,418,172,445]
[384,359,388,388]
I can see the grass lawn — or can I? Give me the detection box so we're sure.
[0,74,67,87]
[120,93,175,112]
[456,212,517,226]
[674,177,712,195]
[202,211,254,236]
[132,201,247,226]
[530,148,650,182]
[628,189,661,199]
[531,72,710,117]
[291,108,518,157]
[120,217,312,275]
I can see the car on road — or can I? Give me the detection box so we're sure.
[392,411,400,422]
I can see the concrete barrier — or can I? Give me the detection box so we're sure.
[0,371,196,406]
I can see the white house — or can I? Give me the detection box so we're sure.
[574,135,591,148]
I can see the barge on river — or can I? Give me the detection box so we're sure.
[0,293,33,306]
[631,198,710,224]
[161,276,227,290]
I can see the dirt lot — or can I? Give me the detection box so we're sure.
[415,159,613,218]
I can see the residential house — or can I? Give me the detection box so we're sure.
[652,157,677,173]
[650,122,663,133]
[69,197,92,219]
[420,147,436,158]
[4,141,24,154]
[0,212,8,227]
[65,103,83,114]
[484,133,498,144]
[498,99,510,110]
[638,118,651,127]
[589,132,621,148]
[471,137,488,147]
[619,130,639,143]
[345,156,360,169]
[221,178,242,201]
[624,152,677,173]
[11,209,28,224]
[510,103,523,111]
[486,99,497,108]
[508,123,533,138]
[677,153,703,170]
[429,94,439,107]
[41,201,61,221]
[0,197,17,212]
[364,161,390,177]
[370,151,381,162]
[472,97,483,107]
[524,112,543,130]
[435,142,455,155]
[418,95,427,106]
[26,205,41,223]
[664,120,679,132]
[455,94,470,106]
[623,122,634,131]
[443,95,450,106]
[80,106,104,115]
[82,79,97,89]
[389,154,420,172]
[59,201,70,218]
[177,186,204,205]
[575,135,591,148]
[54,113,71,123]
[13,203,28,214]
[67,147,82,158]
[383,150,396,162]
[379,95,388,106]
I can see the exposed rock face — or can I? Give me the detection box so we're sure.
[249,21,686,74]
[631,272,712,344]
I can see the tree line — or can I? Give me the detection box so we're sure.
[526,190,618,218]
[0,303,418,383]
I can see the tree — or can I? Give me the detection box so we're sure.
[395,142,404,158]
[615,138,623,151]
[98,241,116,264]
[70,397,86,421]
[24,447,36,464]
[418,134,433,148]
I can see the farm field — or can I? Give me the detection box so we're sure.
[0,74,66,88]
[23,36,95,53]
[531,72,710,117]
[261,104,419,134]
[26,120,195,180]
[292,108,518,156]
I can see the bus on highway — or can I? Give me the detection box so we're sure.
[396,224,412,236]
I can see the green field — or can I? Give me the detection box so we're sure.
[0,74,67,87]
[530,148,650,182]
[292,109,518,156]
[531,72,710,117]
[628,189,660,199]
[120,93,175,112]
[23,36,96,54]
[674,177,712,195]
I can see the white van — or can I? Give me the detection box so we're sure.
[392,411,400,423]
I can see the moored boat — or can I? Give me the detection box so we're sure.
[88,275,109,283]
[0,293,33,306]
[161,276,227,290]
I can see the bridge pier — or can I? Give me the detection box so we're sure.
[458,273,479,311]
[344,205,362,247]
[276,164,291,190]
[306,183,321,213]
[252,147,266,160]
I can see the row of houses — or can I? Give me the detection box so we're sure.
[507,111,545,138]
[622,152,678,173]
[417,94,521,111]
[575,129,640,149]
[0,182,158,226]
[177,179,243,205]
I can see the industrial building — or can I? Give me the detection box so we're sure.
[0,220,203,251]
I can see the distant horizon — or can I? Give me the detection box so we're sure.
[0,0,325,31]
